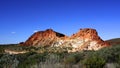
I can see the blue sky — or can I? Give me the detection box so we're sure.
[0,0,120,44]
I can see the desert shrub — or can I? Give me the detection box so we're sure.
[0,54,18,68]
[45,53,61,64]
[64,55,76,64]
[16,52,36,62]
[17,58,37,68]
[97,44,120,63]
[64,52,84,64]
[81,54,106,68]
[17,52,47,68]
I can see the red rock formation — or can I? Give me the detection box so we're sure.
[23,29,65,46]
[71,28,110,46]
[71,28,98,39]
[21,28,110,51]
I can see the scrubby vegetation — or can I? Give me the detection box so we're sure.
[0,44,120,68]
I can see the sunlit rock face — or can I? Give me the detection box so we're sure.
[70,28,110,51]
[21,28,110,51]
[23,29,66,47]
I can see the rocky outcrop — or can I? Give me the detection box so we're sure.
[21,28,110,51]
[70,28,110,51]
[23,29,66,47]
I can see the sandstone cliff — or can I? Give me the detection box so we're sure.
[23,29,66,47]
[21,28,110,51]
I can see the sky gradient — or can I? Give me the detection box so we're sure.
[0,0,120,44]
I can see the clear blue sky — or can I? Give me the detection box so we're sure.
[0,0,120,44]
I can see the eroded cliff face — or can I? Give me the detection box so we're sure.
[23,29,66,47]
[21,28,110,51]
[70,28,110,51]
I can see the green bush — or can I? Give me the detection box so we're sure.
[64,52,83,64]
[17,52,47,68]
[82,55,106,68]
[98,45,120,63]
